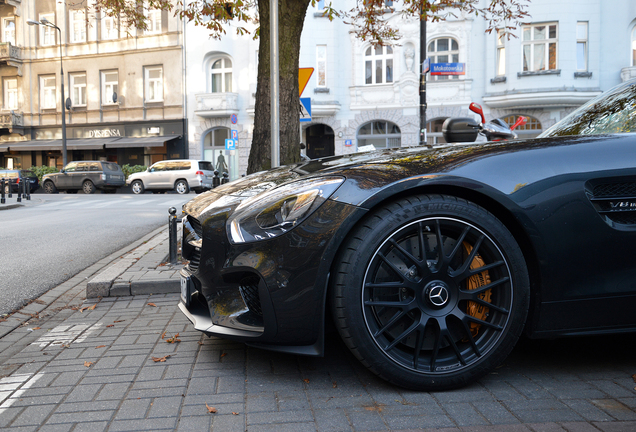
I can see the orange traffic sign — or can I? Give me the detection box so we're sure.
[299,68,314,96]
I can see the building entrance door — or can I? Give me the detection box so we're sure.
[306,124,335,159]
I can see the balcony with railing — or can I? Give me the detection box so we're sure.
[0,111,23,133]
[0,42,22,72]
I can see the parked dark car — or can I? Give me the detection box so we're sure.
[42,161,125,194]
[0,169,39,194]
[179,78,636,391]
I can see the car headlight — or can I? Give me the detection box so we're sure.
[227,176,344,244]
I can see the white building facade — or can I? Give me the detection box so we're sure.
[184,0,636,180]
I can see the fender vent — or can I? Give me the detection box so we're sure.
[588,181,636,227]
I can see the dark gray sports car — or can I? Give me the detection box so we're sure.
[179,78,636,390]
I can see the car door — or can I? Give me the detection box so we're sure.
[57,162,78,189]
[148,161,170,188]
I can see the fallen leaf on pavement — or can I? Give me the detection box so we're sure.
[148,303,157,307]
[32,327,41,330]
[96,345,106,349]
[206,403,217,413]
[84,361,94,367]
[220,352,227,358]
[632,374,636,383]
[303,379,310,383]
[113,320,125,323]
[152,355,171,362]
[232,412,239,415]
[197,341,204,345]
[106,325,114,328]
[165,333,181,343]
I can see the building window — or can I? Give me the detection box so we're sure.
[39,13,56,46]
[70,73,87,107]
[496,30,506,76]
[145,6,161,34]
[2,17,15,45]
[4,78,17,110]
[522,23,558,72]
[145,66,163,102]
[101,12,119,40]
[357,120,401,149]
[69,9,86,43]
[365,45,393,85]
[101,71,118,105]
[576,22,588,71]
[428,37,459,81]
[316,45,327,87]
[502,115,542,138]
[426,118,448,145]
[40,76,56,109]
[211,58,232,93]
[631,27,636,66]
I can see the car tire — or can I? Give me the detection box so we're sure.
[43,181,57,194]
[131,180,145,195]
[331,194,529,391]
[174,179,190,194]
[82,180,95,194]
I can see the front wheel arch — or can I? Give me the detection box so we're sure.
[329,194,530,391]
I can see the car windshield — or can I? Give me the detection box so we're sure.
[539,80,636,138]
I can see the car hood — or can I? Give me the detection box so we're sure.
[182,133,619,217]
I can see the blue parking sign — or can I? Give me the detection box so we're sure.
[225,139,236,150]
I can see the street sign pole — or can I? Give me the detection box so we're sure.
[270,0,280,168]
[420,7,428,147]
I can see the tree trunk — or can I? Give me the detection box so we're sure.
[247,0,311,174]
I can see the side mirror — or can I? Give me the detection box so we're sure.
[442,117,479,143]
[60,169,66,174]
[469,102,486,124]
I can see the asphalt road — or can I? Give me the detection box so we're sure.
[0,192,193,315]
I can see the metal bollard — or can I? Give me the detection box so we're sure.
[221,172,229,184]
[168,207,178,265]
[7,178,11,199]
[1,178,5,204]
[212,170,220,188]
[16,179,21,203]
[25,178,31,200]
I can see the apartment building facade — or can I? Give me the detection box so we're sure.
[0,0,186,170]
[185,0,636,181]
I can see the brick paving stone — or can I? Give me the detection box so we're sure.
[63,383,103,403]
[147,396,184,418]
[175,415,212,431]
[69,421,109,432]
[247,409,314,425]
[313,408,354,432]
[592,421,636,431]
[210,413,246,432]
[562,399,614,422]
[559,421,605,432]
[590,399,636,421]
[472,399,522,425]
[11,404,57,426]
[108,418,178,431]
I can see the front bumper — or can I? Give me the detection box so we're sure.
[178,196,363,355]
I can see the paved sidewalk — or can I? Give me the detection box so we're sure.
[86,226,181,299]
[1,229,636,431]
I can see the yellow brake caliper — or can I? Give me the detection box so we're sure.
[463,242,492,338]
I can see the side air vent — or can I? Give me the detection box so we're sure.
[587,181,636,228]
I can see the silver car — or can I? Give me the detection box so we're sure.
[127,160,214,194]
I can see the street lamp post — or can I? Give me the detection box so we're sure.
[27,18,67,167]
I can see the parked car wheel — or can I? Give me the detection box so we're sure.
[43,181,57,194]
[131,180,145,195]
[174,179,190,194]
[82,180,96,194]
[331,195,529,391]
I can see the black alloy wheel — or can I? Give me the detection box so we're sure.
[331,195,529,391]
[174,179,190,194]
[43,181,57,194]
[82,180,95,194]
[131,180,145,195]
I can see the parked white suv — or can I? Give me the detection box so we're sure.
[127,160,215,194]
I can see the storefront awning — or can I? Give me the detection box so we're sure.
[0,136,180,152]
[105,135,181,148]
